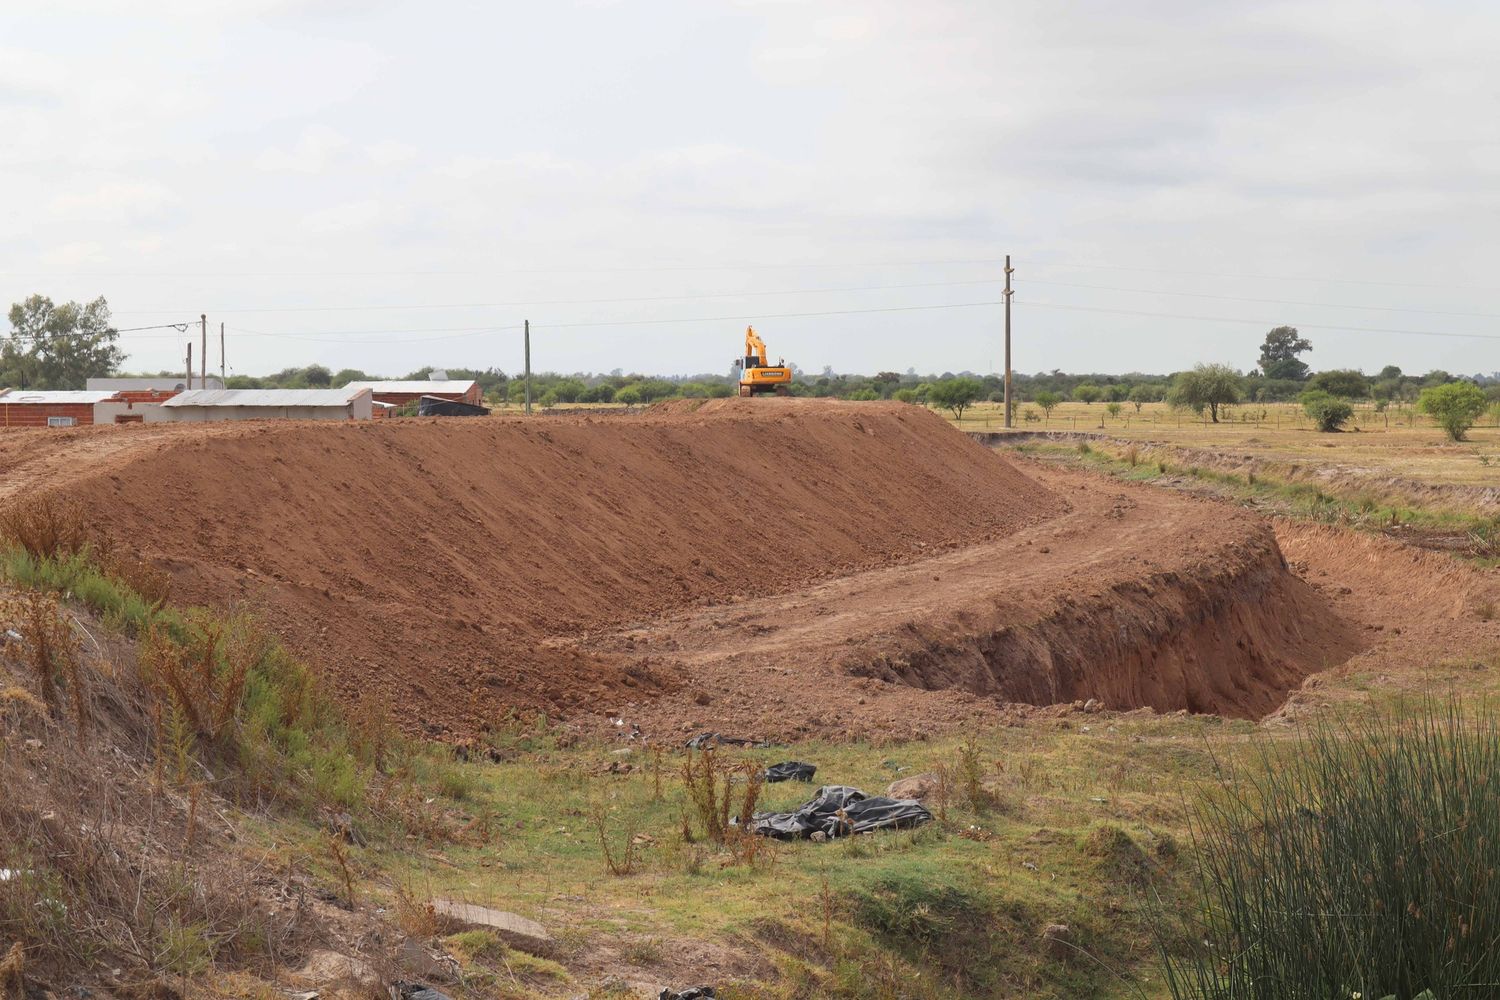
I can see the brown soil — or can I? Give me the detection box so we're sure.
[5,399,1494,742]
[3,400,1054,736]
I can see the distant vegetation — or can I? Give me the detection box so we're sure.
[6,290,1496,414]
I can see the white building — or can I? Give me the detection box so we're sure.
[161,387,375,422]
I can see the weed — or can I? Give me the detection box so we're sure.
[1123,444,1140,467]
[622,937,663,965]
[593,803,638,877]
[0,494,99,563]
[1,591,86,733]
[1076,441,1092,455]
[954,733,991,812]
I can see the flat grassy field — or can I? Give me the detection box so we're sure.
[947,400,1500,486]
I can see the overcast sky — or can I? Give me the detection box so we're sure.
[3,0,1498,379]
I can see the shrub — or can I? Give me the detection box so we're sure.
[1419,381,1488,441]
[1300,389,1354,432]
[1162,701,1500,1000]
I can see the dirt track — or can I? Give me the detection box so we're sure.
[4,399,1496,741]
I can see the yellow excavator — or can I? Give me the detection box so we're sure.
[736,325,793,396]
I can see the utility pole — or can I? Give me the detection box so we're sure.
[187,342,193,389]
[220,323,226,381]
[1003,255,1015,428]
[523,319,532,415]
[200,314,207,388]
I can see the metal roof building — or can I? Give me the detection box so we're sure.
[343,379,482,406]
[161,387,374,422]
[0,389,124,428]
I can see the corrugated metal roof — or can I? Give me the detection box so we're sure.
[162,388,370,408]
[0,390,120,404]
[343,380,478,394]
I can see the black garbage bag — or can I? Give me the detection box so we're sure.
[685,732,773,750]
[740,785,933,840]
[659,989,716,1000]
[764,761,817,783]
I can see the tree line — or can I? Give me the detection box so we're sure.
[4,295,1496,438]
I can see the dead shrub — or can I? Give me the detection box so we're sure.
[680,749,767,864]
[593,804,638,876]
[102,554,171,609]
[0,493,107,563]
[1,591,86,734]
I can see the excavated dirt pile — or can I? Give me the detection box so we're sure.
[0,399,1419,739]
[22,399,1057,734]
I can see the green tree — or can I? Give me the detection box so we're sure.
[2,294,124,389]
[893,388,918,404]
[1072,383,1102,404]
[1300,389,1354,432]
[580,383,616,403]
[1127,383,1161,412]
[614,385,643,407]
[927,376,984,420]
[1418,381,1488,441]
[1258,326,1312,381]
[332,368,376,386]
[303,364,333,388]
[1307,369,1369,399]
[1168,364,1243,423]
[1105,401,1123,420]
[1033,391,1062,421]
[538,388,560,408]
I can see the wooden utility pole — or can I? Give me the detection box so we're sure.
[523,319,532,415]
[220,323,226,381]
[186,342,193,389]
[1003,255,1014,428]
[200,314,207,387]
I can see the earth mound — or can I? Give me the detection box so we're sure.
[41,399,1058,735]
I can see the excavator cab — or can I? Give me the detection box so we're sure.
[736,325,793,396]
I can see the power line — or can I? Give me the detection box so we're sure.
[108,278,1005,316]
[1025,278,1500,321]
[225,297,1500,345]
[0,258,1012,279]
[1027,258,1500,293]
[1025,301,1500,342]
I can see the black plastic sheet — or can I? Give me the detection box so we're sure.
[764,761,817,783]
[416,395,490,417]
[659,989,716,1000]
[740,785,933,840]
[391,984,453,1000]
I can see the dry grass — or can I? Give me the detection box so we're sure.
[0,493,98,562]
[949,399,1500,487]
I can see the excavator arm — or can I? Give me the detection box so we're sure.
[745,326,769,367]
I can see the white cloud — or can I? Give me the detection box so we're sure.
[254,125,350,173]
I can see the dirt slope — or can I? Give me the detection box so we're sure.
[17,400,1057,734]
[579,463,1368,740]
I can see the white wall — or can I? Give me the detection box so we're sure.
[94,401,171,424]
[164,404,367,422]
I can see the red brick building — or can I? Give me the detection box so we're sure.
[0,390,123,428]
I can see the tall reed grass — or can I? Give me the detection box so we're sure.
[1163,700,1500,1000]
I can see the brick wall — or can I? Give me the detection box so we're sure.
[0,403,96,428]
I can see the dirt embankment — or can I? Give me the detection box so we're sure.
[24,400,1057,734]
